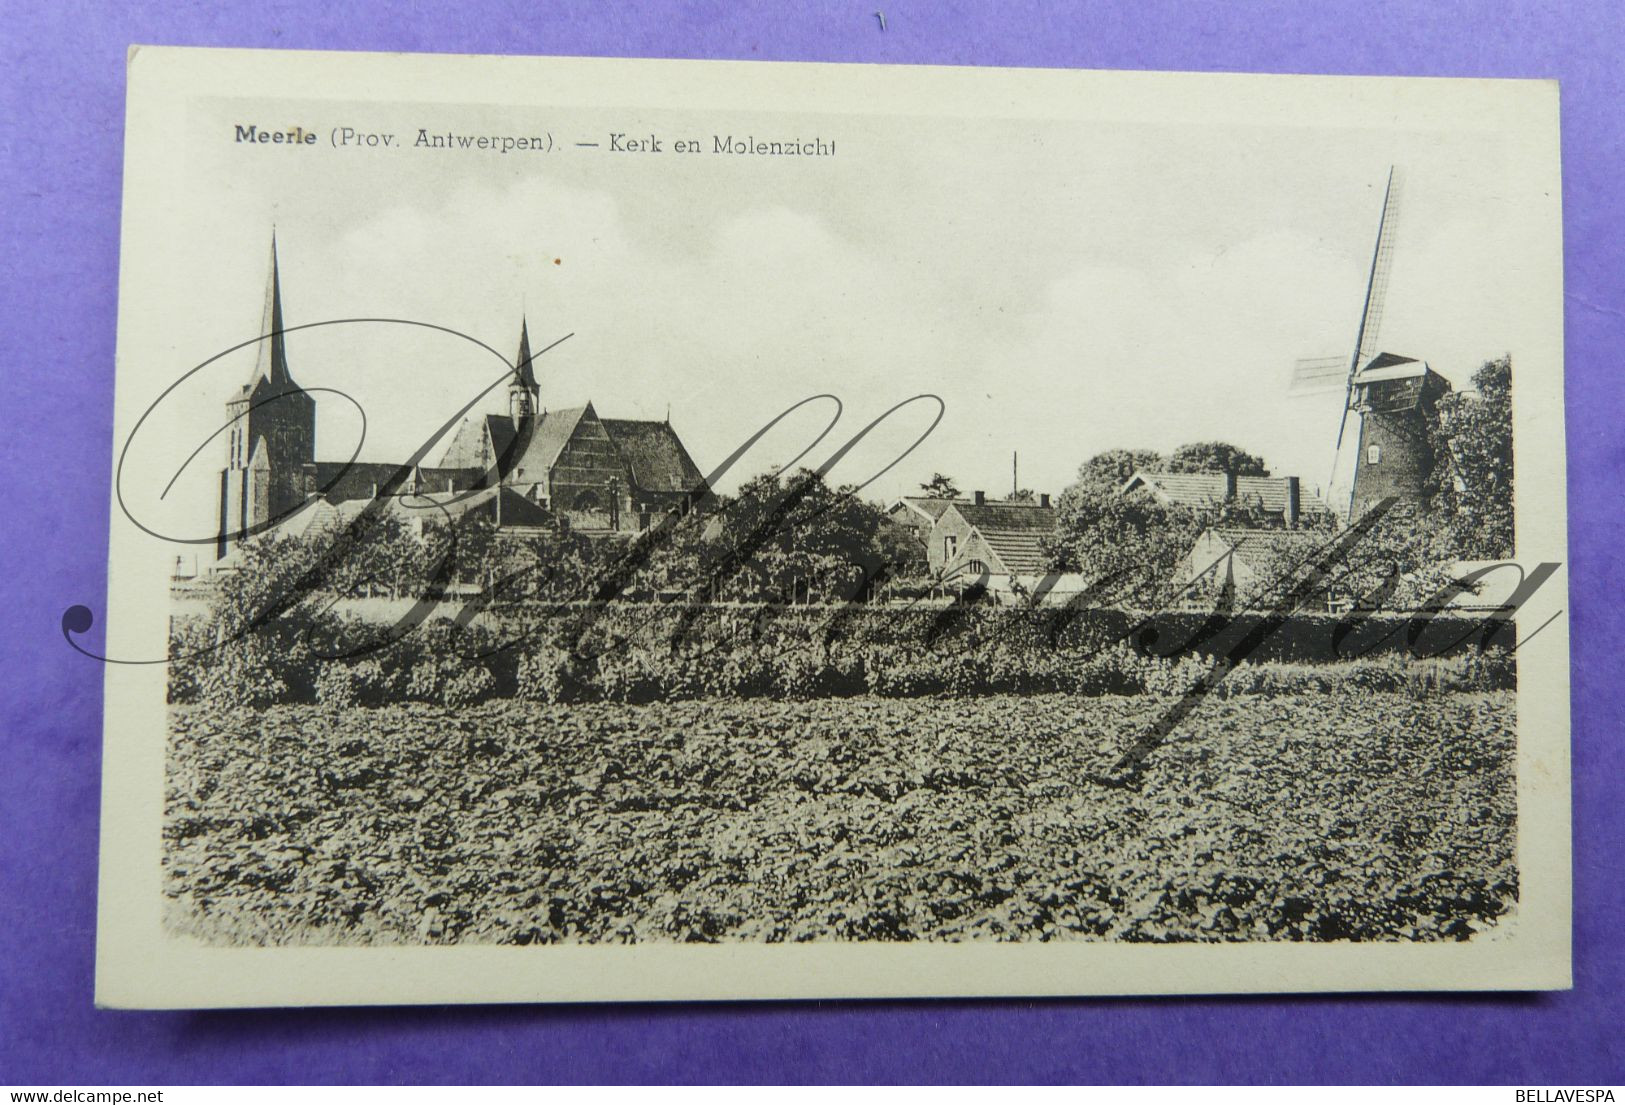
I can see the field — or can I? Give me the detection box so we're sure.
[163,689,1517,944]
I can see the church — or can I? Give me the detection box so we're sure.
[217,238,708,560]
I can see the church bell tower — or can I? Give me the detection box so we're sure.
[217,233,317,558]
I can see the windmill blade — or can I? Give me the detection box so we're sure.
[1333,166,1402,457]
[1352,167,1403,369]
[1289,355,1351,393]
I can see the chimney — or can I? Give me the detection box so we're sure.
[974,490,985,506]
[1222,471,1237,501]
[1284,476,1301,529]
[1040,493,1051,508]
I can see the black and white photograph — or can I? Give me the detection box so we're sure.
[93,49,1570,1005]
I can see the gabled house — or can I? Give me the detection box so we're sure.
[929,491,1057,583]
[886,496,971,546]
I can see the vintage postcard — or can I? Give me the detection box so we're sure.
[92,47,1569,1006]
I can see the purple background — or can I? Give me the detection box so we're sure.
[2,0,1621,1085]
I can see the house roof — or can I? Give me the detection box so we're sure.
[1120,470,1330,516]
[891,496,969,521]
[945,501,1058,575]
[1208,527,1330,572]
[440,407,587,479]
[977,531,1052,574]
[279,485,555,540]
[599,418,706,494]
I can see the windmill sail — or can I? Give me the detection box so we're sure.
[1325,167,1401,520]
[1287,355,1351,393]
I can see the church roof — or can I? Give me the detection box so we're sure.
[277,485,554,540]
[524,405,590,476]
[599,418,707,494]
[435,405,704,497]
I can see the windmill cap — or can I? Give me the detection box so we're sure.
[1356,353,1429,382]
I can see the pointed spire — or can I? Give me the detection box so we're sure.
[251,230,293,389]
[513,316,537,390]
[508,315,539,425]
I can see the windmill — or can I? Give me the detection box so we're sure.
[1289,167,1403,522]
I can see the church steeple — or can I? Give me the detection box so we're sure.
[250,231,295,390]
[219,231,316,560]
[509,316,539,424]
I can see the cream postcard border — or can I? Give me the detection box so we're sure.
[95,46,1570,1007]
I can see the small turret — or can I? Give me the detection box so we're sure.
[508,317,539,425]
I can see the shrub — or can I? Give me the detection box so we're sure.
[314,662,359,707]
[196,636,288,709]
[406,661,441,702]
[351,657,404,705]
[516,645,584,704]
[170,597,1521,708]
[442,665,497,709]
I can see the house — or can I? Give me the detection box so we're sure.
[1117,469,1329,527]
[928,491,1057,584]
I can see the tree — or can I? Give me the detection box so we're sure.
[1164,441,1270,477]
[918,472,962,499]
[1006,488,1036,504]
[1074,448,1162,494]
[700,468,924,601]
[1042,485,1207,607]
[1430,356,1514,560]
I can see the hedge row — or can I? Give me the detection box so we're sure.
[168,603,1516,709]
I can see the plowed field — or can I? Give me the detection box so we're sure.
[164,691,1516,944]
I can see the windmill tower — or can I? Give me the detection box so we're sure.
[1291,168,1451,524]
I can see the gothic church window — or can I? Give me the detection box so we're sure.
[1367,444,1382,465]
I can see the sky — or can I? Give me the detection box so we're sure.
[134,81,1549,544]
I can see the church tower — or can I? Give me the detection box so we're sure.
[508,316,540,426]
[217,234,317,558]
[1346,352,1451,521]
